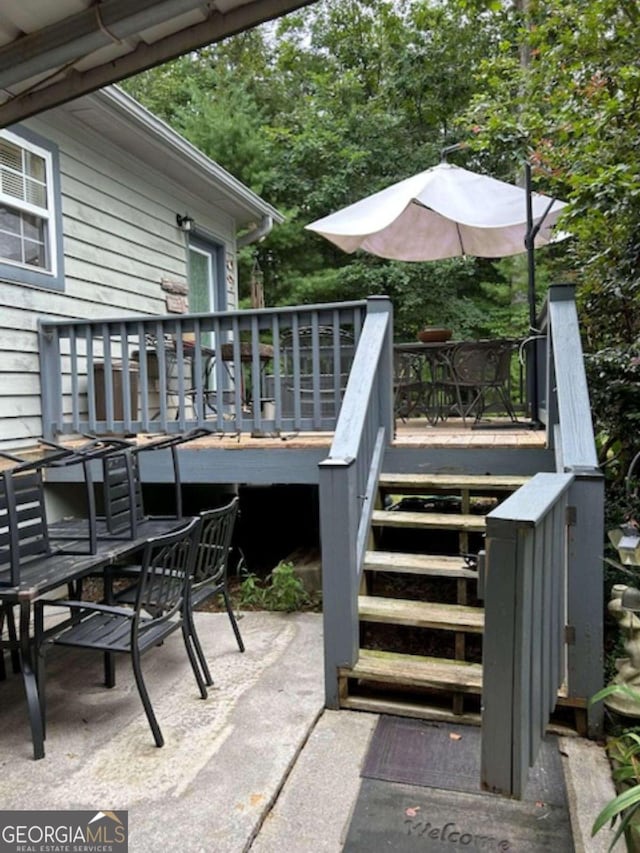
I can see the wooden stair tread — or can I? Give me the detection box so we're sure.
[339,696,578,736]
[341,695,482,726]
[378,473,530,492]
[344,648,482,692]
[359,595,484,632]
[364,550,477,578]
[372,509,486,532]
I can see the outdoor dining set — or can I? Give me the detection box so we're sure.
[393,337,523,426]
[0,428,242,760]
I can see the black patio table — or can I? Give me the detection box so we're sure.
[0,431,210,759]
[0,517,193,760]
[393,340,458,424]
[394,339,519,425]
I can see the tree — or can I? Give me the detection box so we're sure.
[458,0,640,473]
[123,0,527,339]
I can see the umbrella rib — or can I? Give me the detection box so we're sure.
[414,198,467,256]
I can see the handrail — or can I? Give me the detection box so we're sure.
[543,284,599,472]
[482,472,574,797]
[482,283,604,797]
[38,300,367,439]
[318,296,394,706]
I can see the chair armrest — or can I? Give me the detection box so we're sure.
[38,599,134,619]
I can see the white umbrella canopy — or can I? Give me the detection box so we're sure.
[305,162,566,261]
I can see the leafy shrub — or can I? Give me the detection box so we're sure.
[591,684,640,850]
[239,560,312,612]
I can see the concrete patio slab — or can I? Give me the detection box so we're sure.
[0,611,324,853]
[251,709,378,853]
[0,608,626,853]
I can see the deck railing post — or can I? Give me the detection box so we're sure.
[318,457,360,708]
[366,296,394,437]
[567,471,604,736]
[482,473,575,797]
[38,321,62,441]
[481,517,519,795]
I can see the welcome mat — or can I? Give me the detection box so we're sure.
[342,778,574,852]
[361,716,567,805]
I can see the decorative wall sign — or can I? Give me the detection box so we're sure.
[161,278,188,295]
[165,294,188,313]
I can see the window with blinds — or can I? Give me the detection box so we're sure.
[0,131,53,272]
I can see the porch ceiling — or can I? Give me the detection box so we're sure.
[0,0,316,129]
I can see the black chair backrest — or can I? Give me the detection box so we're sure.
[103,451,144,535]
[451,341,514,387]
[193,497,239,589]
[133,517,201,636]
[281,325,355,376]
[0,469,50,585]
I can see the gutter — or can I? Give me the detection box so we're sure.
[237,215,274,247]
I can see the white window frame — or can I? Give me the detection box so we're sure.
[0,126,64,290]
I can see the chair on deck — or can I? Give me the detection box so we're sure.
[35,517,205,749]
[443,340,518,424]
[273,325,355,419]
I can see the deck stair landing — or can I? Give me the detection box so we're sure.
[339,473,527,725]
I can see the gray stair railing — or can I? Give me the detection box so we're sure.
[482,282,604,797]
[482,472,573,798]
[318,296,394,707]
[38,301,366,439]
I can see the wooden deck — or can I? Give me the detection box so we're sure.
[127,417,547,452]
[5,417,548,490]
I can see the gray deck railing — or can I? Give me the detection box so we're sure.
[318,297,394,707]
[481,472,573,797]
[38,301,367,439]
[482,283,603,796]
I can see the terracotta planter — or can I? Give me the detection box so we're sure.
[417,327,453,343]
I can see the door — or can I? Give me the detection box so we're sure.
[188,238,224,318]
[187,236,225,394]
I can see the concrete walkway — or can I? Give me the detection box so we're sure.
[0,611,625,851]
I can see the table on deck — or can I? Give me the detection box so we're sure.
[394,339,520,425]
[132,339,274,418]
[0,516,191,759]
[394,341,457,423]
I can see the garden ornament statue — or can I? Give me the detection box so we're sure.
[606,585,640,716]
[603,451,640,716]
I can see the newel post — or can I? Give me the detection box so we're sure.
[366,296,394,437]
[318,457,360,708]
[38,320,62,441]
[567,471,604,736]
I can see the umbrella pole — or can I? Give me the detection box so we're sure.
[524,163,540,425]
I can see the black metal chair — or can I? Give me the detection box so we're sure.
[274,325,355,419]
[188,497,243,685]
[35,517,205,749]
[113,497,243,687]
[442,340,518,424]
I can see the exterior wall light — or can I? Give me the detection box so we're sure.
[176,213,194,232]
[608,523,640,567]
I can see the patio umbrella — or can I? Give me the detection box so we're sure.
[305,162,566,263]
[307,162,567,424]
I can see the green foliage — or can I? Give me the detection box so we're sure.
[237,570,266,608]
[585,346,640,480]
[238,561,311,612]
[591,685,640,849]
[123,0,527,340]
[264,561,311,612]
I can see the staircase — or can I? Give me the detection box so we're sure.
[338,472,528,725]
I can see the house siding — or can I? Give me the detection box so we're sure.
[0,108,240,449]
